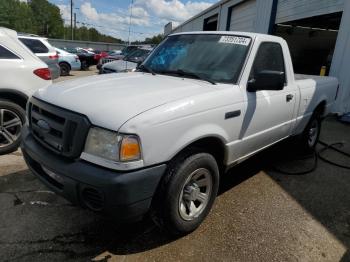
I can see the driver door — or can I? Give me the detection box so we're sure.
[239,42,297,156]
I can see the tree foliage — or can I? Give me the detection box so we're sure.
[0,0,37,33]
[0,0,162,44]
[132,34,164,45]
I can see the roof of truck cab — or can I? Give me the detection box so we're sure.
[169,31,283,41]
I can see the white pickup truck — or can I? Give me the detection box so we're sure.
[21,32,338,235]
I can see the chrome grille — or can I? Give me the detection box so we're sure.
[102,58,117,65]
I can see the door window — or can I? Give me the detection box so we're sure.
[19,38,49,53]
[0,45,20,59]
[249,42,286,84]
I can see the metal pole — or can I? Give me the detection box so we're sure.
[127,0,134,45]
[74,13,76,40]
[71,0,73,40]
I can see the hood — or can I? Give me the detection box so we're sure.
[34,72,217,131]
[103,60,137,71]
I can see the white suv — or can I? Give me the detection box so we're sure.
[0,27,52,154]
[18,34,60,79]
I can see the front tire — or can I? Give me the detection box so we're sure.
[152,152,219,235]
[0,100,25,155]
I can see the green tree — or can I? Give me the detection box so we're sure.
[0,0,37,33]
[29,0,64,38]
[0,0,124,43]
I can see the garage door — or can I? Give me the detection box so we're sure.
[276,0,344,24]
[228,0,257,32]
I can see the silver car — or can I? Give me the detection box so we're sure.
[101,48,152,74]
[18,34,60,79]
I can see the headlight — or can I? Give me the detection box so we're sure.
[84,127,141,162]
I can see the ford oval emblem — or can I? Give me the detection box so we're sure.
[37,119,51,133]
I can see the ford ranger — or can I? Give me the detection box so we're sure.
[21,32,339,235]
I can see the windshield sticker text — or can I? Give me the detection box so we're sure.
[219,36,251,46]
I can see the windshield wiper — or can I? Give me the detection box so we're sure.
[158,69,216,85]
[137,64,156,75]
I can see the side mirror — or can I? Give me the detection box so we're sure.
[247,70,285,92]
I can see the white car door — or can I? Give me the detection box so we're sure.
[238,41,297,157]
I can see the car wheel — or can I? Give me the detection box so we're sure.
[59,62,71,76]
[152,151,219,235]
[298,113,321,153]
[0,100,25,155]
[81,61,89,70]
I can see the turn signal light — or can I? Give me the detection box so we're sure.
[120,136,141,161]
[34,68,52,80]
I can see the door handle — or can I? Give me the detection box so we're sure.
[286,94,294,102]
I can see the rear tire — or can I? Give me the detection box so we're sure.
[59,62,71,76]
[298,113,321,153]
[0,100,25,155]
[152,151,219,236]
[81,61,89,71]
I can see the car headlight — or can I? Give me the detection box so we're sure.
[84,127,141,162]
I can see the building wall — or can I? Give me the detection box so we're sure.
[329,0,350,113]
[172,6,220,33]
[171,0,273,34]
[49,39,125,51]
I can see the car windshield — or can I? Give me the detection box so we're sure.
[121,46,137,56]
[143,34,251,84]
[124,49,150,61]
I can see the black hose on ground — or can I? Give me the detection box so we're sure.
[273,140,350,175]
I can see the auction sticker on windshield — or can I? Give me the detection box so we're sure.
[219,36,251,46]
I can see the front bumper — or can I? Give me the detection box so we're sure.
[70,61,81,71]
[21,126,167,221]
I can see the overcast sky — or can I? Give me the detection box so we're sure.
[49,0,219,41]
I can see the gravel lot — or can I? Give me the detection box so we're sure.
[0,69,349,261]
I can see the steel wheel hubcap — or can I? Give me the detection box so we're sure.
[178,168,212,221]
[308,120,319,147]
[0,109,22,148]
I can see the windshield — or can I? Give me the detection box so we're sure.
[143,34,251,84]
[121,46,138,55]
[124,49,150,61]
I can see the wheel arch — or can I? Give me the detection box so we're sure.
[170,136,227,173]
[314,100,327,118]
[59,61,71,70]
[0,89,29,110]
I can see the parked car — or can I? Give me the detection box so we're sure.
[55,47,81,76]
[0,27,52,155]
[78,51,97,70]
[100,48,152,74]
[97,45,151,70]
[62,47,96,70]
[21,32,338,235]
[18,34,60,79]
[97,51,124,70]
[93,50,108,63]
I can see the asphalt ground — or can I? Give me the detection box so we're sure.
[0,69,349,261]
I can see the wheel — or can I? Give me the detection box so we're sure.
[81,61,89,71]
[0,100,25,155]
[59,62,71,76]
[152,151,219,235]
[298,113,321,153]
